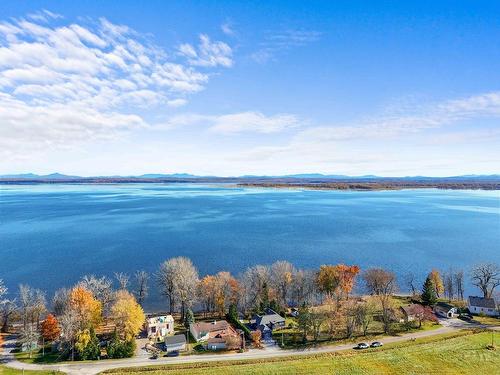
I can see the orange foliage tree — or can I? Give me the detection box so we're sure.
[316,265,340,299]
[41,314,61,341]
[69,286,102,329]
[337,264,360,299]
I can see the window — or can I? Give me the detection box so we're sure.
[151,326,156,333]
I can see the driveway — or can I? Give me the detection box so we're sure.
[0,325,474,375]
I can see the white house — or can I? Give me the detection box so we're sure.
[146,315,174,342]
[433,302,458,318]
[468,296,498,317]
[164,334,186,353]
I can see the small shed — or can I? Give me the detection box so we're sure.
[433,302,458,318]
[164,334,186,353]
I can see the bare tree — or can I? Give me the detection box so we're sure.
[0,279,6,301]
[470,263,500,298]
[453,270,464,300]
[1,298,16,333]
[157,257,199,320]
[80,275,114,316]
[19,323,40,358]
[59,309,78,361]
[134,270,149,306]
[19,285,46,329]
[403,272,418,297]
[362,268,397,334]
[310,311,325,341]
[291,269,316,307]
[270,260,295,308]
[356,298,376,336]
[114,272,130,290]
[239,265,270,312]
[443,270,454,301]
[52,288,70,316]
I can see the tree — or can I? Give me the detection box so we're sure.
[69,286,102,329]
[185,308,195,329]
[310,311,325,341]
[345,301,359,338]
[453,270,464,300]
[291,269,316,307]
[404,272,418,297]
[429,270,444,298]
[19,323,40,359]
[110,290,145,341]
[198,275,217,315]
[421,276,438,306]
[114,272,130,290]
[75,327,100,360]
[1,298,16,333]
[19,285,46,330]
[337,264,360,300]
[270,261,295,308]
[41,314,61,342]
[214,271,240,317]
[356,298,376,336]
[134,270,149,306]
[59,309,78,360]
[316,265,340,299]
[413,305,438,328]
[443,270,454,301]
[79,275,114,315]
[0,279,6,301]
[297,305,312,342]
[470,263,500,298]
[157,257,199,319]
[107,330,135,358]
[53,288,70,316]
[250,330,262,348]
[240,265,270,312]
[362,268,397,334]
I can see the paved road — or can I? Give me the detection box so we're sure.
[1,321,497,375]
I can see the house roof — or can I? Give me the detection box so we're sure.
[400,304,422,316]
[165,334,186,345]
[434,302,455,311]
[207,337,226,344]
[468,296,496,309]
[191,320,230,334]
[147,315,174,324]
[253,308,285,328]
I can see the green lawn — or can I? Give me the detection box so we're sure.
[103,330,499,374]
[0,365,62,375]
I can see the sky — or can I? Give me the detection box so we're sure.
[1,0,499,177]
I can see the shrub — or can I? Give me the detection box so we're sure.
[107,331,136,359]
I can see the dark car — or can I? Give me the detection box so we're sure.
[458,314,473,321]
[356,342,369,349]
[370,341,383,347]
[166,351,179,357]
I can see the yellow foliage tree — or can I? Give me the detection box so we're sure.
[429,269,444,297]
[69,286,102,329]
[111,290,145,341]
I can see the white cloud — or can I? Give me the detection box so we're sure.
[221,22,235,36]
[178,34,233,67]
[252,29,321,63]
[0,12,232,157]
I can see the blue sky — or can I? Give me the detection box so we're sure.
[1,0,499,176]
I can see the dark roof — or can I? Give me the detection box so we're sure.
[252,308,285,328]
[435,302,456,311]
[468,296,496,309]
[400,304,422,316]
[164,334,186,345]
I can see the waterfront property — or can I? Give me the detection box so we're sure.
[468,296,498,317]
[189,320,239,343]
[145,315,174,342]
[164,334,187,353]
[400,304,421,322]
[433,302,458,318]
[250,308,286,340]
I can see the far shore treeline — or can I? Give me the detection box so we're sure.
[0,259,498,361]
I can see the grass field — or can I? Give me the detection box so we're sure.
[0,365,62,375]
[104,330,499,375]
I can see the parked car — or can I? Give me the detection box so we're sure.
[356,342,369,349]
[458,314,473,321]
[166,350,179,357]
[370,341,383,347]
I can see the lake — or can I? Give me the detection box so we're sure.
[1,184,499,309]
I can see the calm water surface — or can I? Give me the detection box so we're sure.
[1,184,499,308]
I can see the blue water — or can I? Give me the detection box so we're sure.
[1,184,499,308]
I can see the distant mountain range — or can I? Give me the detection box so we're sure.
[1,172,499,180]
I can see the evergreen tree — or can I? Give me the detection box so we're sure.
[421,276,438,306]
[184,308,195,329]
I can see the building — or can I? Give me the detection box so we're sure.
[250,308,286,340]
[145,315,174,342]
[400,304,421,322]
[468,296,498,317]
[433,302,458,318]
[164,334,187,353]
[189,320,238,342]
